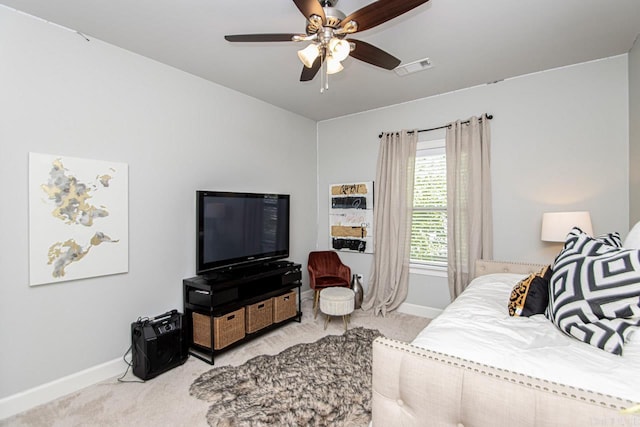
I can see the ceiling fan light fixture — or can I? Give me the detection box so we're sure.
[225,0,432,87]
[297,43,320,68]
[329,38,350,62]
[326,57,344,74]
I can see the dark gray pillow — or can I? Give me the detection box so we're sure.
[508,266,552,317]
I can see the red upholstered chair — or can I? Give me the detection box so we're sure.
[307,251,351,319]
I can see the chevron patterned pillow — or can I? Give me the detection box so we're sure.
[547,227,640,355]
[595,231,622,248]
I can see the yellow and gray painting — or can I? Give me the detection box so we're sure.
[29,153,128,286]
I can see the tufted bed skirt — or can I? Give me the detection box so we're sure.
[371,337,635,426]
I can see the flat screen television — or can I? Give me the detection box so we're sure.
[196,191,290,275]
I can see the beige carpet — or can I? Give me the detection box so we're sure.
[2,297,431,427]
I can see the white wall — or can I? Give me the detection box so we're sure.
[630,36,640,226]
[317,55,629,310]
[0,8,317,400]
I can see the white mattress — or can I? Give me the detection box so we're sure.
[412,273,640,402]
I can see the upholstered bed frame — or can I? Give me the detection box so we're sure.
[371,260,637,427]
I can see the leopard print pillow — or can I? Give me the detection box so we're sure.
[508,265,552,317]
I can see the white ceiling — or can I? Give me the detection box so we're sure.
[2,0,639,121]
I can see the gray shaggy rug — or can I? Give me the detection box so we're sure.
[190,327,382,427]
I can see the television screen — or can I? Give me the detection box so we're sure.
[196,191,290,275]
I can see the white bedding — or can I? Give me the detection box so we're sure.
[412,273,640,402]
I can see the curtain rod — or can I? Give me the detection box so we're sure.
[378,114,493,138]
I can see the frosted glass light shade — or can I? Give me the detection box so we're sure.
[297,43,320,68]
[541,211,593,242]
[329,38,350,61]
[326,57,344,74]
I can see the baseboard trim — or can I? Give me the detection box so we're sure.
[0,297,440,420]
[0,357,126,420]
[397,302,443,319]
[301,288,314,301]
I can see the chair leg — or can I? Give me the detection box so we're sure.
[324,314,331,330]
[342,314,349,331]
[313,290,320,319]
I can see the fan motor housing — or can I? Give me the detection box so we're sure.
[307,6,346,33]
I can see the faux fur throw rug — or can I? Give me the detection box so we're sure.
[190,327,382,427]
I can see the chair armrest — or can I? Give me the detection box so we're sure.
[307,266,317,285]
[337,263,351,282]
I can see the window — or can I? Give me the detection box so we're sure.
[410,139,447,271]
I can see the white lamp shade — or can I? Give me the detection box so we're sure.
[297,43,320,68]
[326,57,344,74]
[329,38,350,61]
[541,211,593,242]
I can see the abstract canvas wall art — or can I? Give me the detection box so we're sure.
[29,153,128,286]
[329,182,374,253]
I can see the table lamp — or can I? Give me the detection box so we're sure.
[541,211,593,242]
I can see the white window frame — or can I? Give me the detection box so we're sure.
[410,136,448,277]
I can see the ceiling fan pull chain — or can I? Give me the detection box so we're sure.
[321,53,327,93]
[320,57,324,93]
[326,52,331,92]
[323,56,327,93]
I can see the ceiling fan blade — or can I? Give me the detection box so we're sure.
[300,56,322,81]
[341,0,429,33]
[348,39,401,70]
[293,0,326,24]
[225,34,299,42]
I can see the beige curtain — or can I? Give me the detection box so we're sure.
[362,130,417,316]
[446,115,493,299]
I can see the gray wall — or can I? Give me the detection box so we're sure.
[630,36,640,227]
[0,4,634,404]
[0,8,317,398]
[317,56,630,310]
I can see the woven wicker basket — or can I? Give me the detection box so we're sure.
[192,308,245,350]
[245,298,273,333]
[273,290,297,323]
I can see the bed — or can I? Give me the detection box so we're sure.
[371,259,640,427]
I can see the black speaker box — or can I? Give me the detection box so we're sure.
[131,310,188,380]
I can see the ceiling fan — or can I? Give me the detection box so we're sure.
[224,0,429,89]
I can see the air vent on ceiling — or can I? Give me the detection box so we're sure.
[394,57,433,76]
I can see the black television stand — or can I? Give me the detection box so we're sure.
[183,262,302,364]
[264,259,295,268]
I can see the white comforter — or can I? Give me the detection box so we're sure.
[412,273,640,402]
